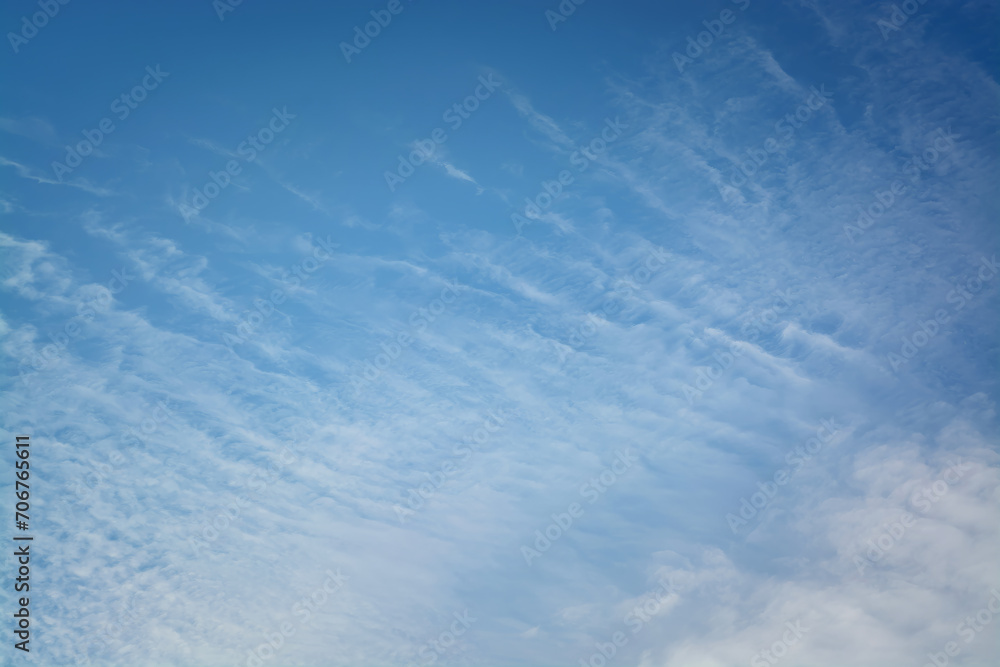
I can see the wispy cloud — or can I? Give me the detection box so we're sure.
[0,155,114,196]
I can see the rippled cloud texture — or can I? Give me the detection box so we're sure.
[1,1,998,666]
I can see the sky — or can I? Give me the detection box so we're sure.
[1,0,999,666]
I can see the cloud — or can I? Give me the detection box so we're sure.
[0,116,57,144]
[1,1,996,665]
[420,145,485,194]
[0,155,114,196]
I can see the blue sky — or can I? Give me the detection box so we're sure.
[1,0,999,665]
